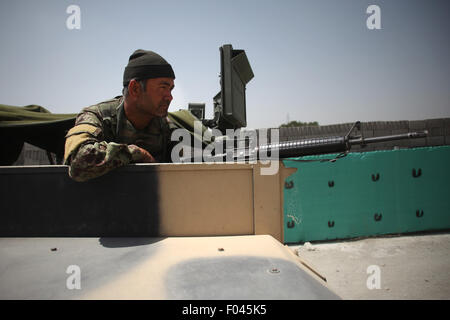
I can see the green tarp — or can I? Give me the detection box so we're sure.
[0,104,77,165]
[0,104,77,126]
[0,103,208,165]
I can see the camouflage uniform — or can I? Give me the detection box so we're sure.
[64,96,174,182]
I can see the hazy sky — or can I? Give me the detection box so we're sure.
[0,0,449,129]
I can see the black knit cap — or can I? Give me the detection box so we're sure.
[123,49,175,87]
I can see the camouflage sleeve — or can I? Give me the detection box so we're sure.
[65,108,146,182]
[67,141,144,182]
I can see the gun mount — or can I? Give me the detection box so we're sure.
[187,44,254,134]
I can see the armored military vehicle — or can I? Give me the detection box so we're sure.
[0,44,440,301]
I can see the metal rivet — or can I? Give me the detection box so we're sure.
[269,268,280,274]
[285,181,294,189]
[412,168,422,178]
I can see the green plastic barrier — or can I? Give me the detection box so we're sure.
[283,146,450,243]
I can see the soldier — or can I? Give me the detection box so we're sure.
[64,49,176,182]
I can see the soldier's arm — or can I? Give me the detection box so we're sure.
[64,111,153,182]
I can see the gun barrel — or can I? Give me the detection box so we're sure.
[257,136,347,158]
[349,130,428,146]
[257,130,428,159]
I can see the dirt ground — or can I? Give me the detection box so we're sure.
[289,232,450,300]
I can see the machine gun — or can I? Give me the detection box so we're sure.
[191,121,428,163]
[179,44,428,164]
[254,121,428,161]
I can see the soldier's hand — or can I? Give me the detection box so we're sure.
[137,148,156,163]
[128,145,156,163]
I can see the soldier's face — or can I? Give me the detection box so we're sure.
[138,78,174,118]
